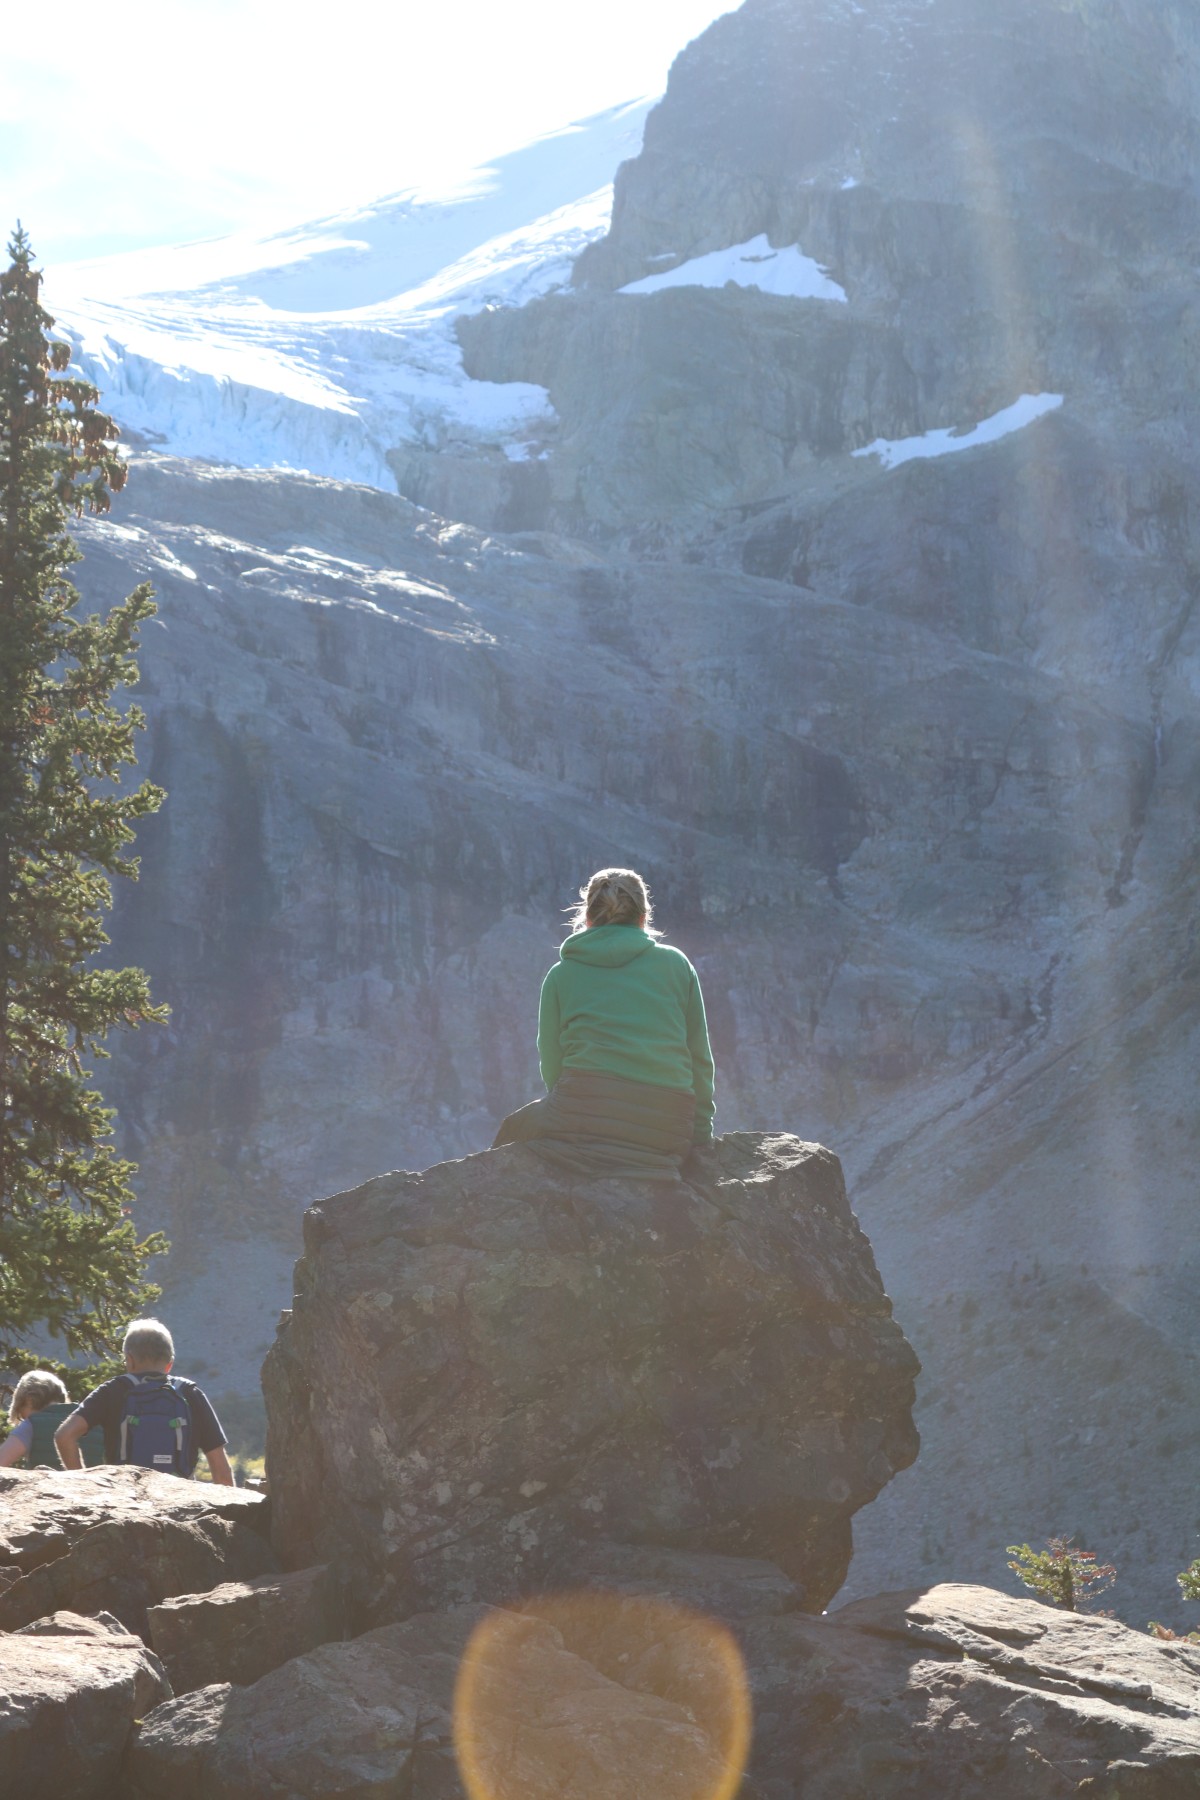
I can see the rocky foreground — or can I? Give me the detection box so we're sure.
[4,1138,1200,1795]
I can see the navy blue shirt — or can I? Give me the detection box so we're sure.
[76,1373,226,1477]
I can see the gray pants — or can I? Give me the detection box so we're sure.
[492,1068,696,1180]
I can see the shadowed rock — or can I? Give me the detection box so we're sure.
[263,1132,919,1625]
[124,1610,475,1800]
[124,1591,748,1800]
[0,1465,274,1643]
[0,1513,279,1640]
[147,1564,343,1695]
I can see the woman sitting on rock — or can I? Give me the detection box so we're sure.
[492,867,715,1180]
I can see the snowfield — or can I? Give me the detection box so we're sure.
[44,102,652,492]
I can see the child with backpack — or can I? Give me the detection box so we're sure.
[54,1318,235,1485]
[0,1369,105,1468]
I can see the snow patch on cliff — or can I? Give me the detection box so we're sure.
[619,235,847,302]
[853,393,1064,469]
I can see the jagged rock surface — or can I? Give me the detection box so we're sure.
[124,1592,754,1800]
[0,1514,279,1641]
[0,1468,275,1640]
[122,1577,1200,1799]
[0,1466,270,1568]
[123,1608,480,1800]
[147,1565,343,1695]
[745,1583,1200,1798]
[463,0,1200,536]
[262,1133,919,1624]
[0,1611,172,1799]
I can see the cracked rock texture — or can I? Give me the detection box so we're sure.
[124,1609,474,1800]
[262,1134,919,1625]
[68,0,1200,1628]
[123,1579,1200,1798]
[0,1467,270,1574]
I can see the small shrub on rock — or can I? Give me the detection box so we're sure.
[1148,1556,1200,1640]
[1006,1537,1116,1612]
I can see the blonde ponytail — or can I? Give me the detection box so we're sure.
[566,867,661,935]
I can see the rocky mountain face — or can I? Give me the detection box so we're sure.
[462,0,1200,538]
[58,0,1200,1631]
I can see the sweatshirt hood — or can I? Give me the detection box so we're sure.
[560,924,656,968]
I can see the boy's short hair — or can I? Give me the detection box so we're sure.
[122,1318,175,1368]
[9,1369,69,1423]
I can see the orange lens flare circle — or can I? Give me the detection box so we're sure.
[454,1588,752,1800]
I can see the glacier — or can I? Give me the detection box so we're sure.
[43,101,652,493]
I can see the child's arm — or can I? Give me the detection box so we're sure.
[203,1444,236,1486]
[0,1419,31,1467]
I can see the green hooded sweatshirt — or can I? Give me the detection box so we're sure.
[537,925,715,1143]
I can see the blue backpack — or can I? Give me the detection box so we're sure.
[118,1375,193,1477]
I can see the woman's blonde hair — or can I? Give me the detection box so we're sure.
[567,867,661,936]
[9,1369,68,1424]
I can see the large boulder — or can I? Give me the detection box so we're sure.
[125,1573,1200,1800]
[124,1585,753,1800]
[1,1610,171,1799]
[0,1469,276,1640]
[124,1610,476,1800]
[263,1133,919,1624]
[0,1465,270,1571]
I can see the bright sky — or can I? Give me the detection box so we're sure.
[2,0,735,267]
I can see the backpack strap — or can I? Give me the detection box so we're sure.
[163,1381,184,1466]
[120,1375,140,1461]
[170,1380,192,1472]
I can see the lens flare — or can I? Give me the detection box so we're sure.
[454,1588,752,1800]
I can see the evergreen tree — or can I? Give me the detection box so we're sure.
[1006,1537,1116,1612]
[0,226,167,1381]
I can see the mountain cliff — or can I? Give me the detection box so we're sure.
[48,0,1200,1628]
